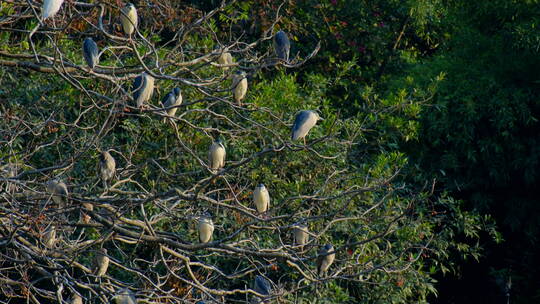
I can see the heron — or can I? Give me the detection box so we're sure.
[274,30,291,62]
[70,294,82,304]
[316,244,335,277]
[292,224,309,250]
[82,37,99,69]
[217,51,234,70]
[46,179,68,208]
[120,3,138,36]
[198,215,214,243]
[161,87,182,122]
[208,139,226,172]
[253,275,272,303]
[133,72,155,108]
[253,184,270,214]
[43,226,56,249]
[232,71,248,104]
[99,150,116,188]
[114,288,137,304]
[94,248,110,278]
[291,110,323,145]
[42,0,64,20]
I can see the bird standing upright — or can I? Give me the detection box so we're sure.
[253,275,272,303]
[273,30,291,62]
[42,0,64,20]
[198,215,214,243]
[316,244,335,277]
[253,184,270,214]
[292,224,309,250]
[208,140,226,172]
[94,248,110,278]
[161,87,182,122]
[132,72,155,108]
[82,38,99,69]
[43,226,56,249]
[114,288,137,304]
[99,150,116,188]
[217,52,234,70]
[120,3,138,36]
[46,179,68,208]
[232,71,248,104]
[291,110,323,145]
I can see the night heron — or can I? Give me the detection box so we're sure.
[43,226,56,249]
[46,179,68,207]
[42,0,64,19]
[70,294,82,304]
[253,184,270,214]
[133,72,155,108]
[316,244,335,277]
[232,71,248,103]
[274,30,291,62]
[99,150,116,188]
[253,275,272,303]
[161,87,182,122]
[1,163,18,192]
[217,51,234,70]
[114,288,137,304]
[198,215,214,243]
[291,110,323,145]
[292,224,309,250]
[208,139,226,172]
[120,3,138,36]
[94,248,110,277]
[83,37,99,69]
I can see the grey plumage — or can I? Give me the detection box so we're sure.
[208,140,226,172]
[161,87,182,121]
[253,275,272,301]
[120,3,138,36]
[94,248,110,277]
[274,30,291,62]
[198,215,214,243]
[291,110,322,143]
[114,288,137,304]
[82,38,99,69]
[42,0,64,19]
[132,72,155,108]
[316,244,335,276]
[292,224,309,249]
[46,179,68,207]
[232,71,248,103]
[99,150,116,187]
[253,184,270,214]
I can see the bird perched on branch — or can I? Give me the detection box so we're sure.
[208,139,226,172]
[292,224,309,250]
[43,226,56,249]
[82,37,99,69]
[41,0,64,20]
[253,184,270,214]
[274,30,291,62]
[99,150,116,188]
[70,293,82,304]
[46,179,68,208]
[217,51,234,70]
[291,110,323,145]
[316,244,335,277]
[161,87,182,122]
[253,275,272,303]
[94,248,110,278]
[120,3,138,36]
[232,71,248,104]
[132,72,154,108]
[114,288,137,304]
[198,214,214,243]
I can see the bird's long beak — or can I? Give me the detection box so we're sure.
[319,117,324,121]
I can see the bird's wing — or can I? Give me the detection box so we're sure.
[133,75,143,101]
[291,111,311,137]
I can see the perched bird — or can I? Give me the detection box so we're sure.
[114,288,137,304]
[198,215,214,243]
[253,184,270,214]
[1,163,18,192]
[292,224,309,250]
[43,226,56,249]
[132,72,155,108]
[94,248,110,277]
[273,30,291,62]
[99,150,116,188]
[316,244,335,277]
[161,87,182,122]
[232,71,248,103]
[217,52,234,70]
[42,0,64,20]
[291,110,323,145]
[70,293,82,304]
[82,38,99,69]
[253,275,272,302]
[46,179,68,207]
[208,139,226,172]
[120,3,138,36]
